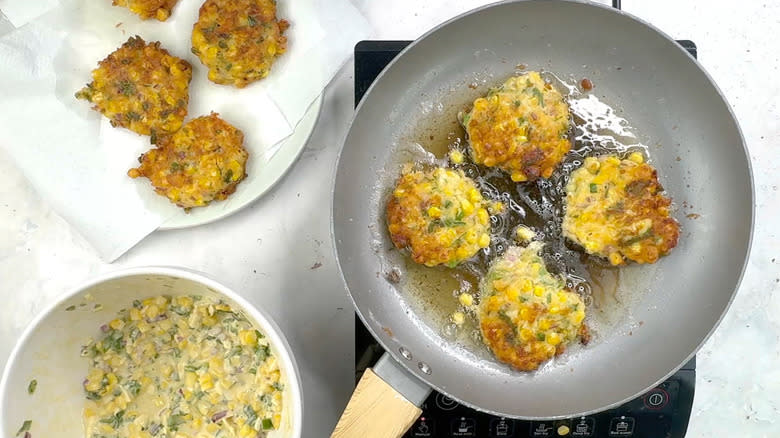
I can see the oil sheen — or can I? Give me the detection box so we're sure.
[390,71,653,351]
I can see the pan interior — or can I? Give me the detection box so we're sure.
[333,0,752,419]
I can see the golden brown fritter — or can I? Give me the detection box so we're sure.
[191,0,289,88]
[75,36,192,137]
[111,0,180,21]
[128,113,248,209]
[462,71,571,182]
[562,153,680,265]
[386,166,493,267]
[479,243,586,371]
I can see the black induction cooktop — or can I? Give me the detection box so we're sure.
[352,37,697,438]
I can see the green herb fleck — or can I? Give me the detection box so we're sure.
[254,329,264,339]
[531,87,545,107]
[272,382,284,391]
[118,80,136,96]
[16,420,31,437]
[170,162,182,172]
[132,299,142,308]
[125,380,141,397]
[546,293,552,304]
[167,413,186,432]
[99,410,125,429]
[223,169,234,183]
[514,100,522,107]
[536,332,546,341]
[85,390,101,401]
[218,40,228,49]
[255,344,271,361]
[248,15,258,26]
[443,200,453,209]
[191,47,200,55]
[262,418,274,430]
[244,404,258,425]
[27,379,37,394]
[125,111,141,122]
[65,305,76,311]
[589,183,598,193]
[184,363,205,372]
[225,63,232,71]
[455,209,465,221]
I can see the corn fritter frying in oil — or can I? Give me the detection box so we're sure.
[128,113,248,209]
[462,71,571,182]
[191,0,289,88]
[563,153,680,265]
[75,36,192,137]
[479,242,587,371]
[387,165,496,268]
[111,0,180,21]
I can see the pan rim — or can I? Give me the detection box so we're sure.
[330,0,755,419]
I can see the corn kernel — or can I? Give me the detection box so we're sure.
[507,285,520,301]
[427,206,442,218]
[521,279,533,293]
[484,157,496,167]
[546,332,562,346]
[239,329,258,346]
[515,225,535,242]
[145,304,160,319]
[460,199,474,215]
[628,152,644,164]
[449,149,464,164]
[609,252,624,266]
[109,318,125,330]
[584,156,600,174]
[477,208,489,225]
[478,234,491,248]
[539,319,552,330]
[549,306,561,314]
[452,312,465,325]
[520,328,534,342]
[520,307,533,322]
[468,188,482,203]
[533,286,544,297]
[129,308,142,321]
[199,373,214,390]
[511,172,528,182]
[457,293,473,308]
[455,247,470,260]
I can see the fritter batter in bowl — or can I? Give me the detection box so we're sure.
[128,113,248,209]
[462,71,571,182]
[387,165,494,268]
[479,242,587,371]
[191,0,290,88]
[563,153,680,265]
[75,36,192,137]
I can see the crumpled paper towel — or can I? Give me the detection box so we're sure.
[0,0,371,261]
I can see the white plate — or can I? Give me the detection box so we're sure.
[160,95,322,230]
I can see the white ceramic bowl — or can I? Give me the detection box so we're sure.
[0,267,303,438]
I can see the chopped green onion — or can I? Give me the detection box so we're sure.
[589,183,598,193]
[531,88,545,107]
[536,333,546,341]
[27,379,37,395]
[248,16,258,27]
[65,305,76,311]
[16,420,31,436]
[262,418,274,430]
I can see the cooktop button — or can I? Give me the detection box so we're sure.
[435,393,459,411]
[450,417,476,437]
[530,421,554,437]
[490,417,515,437]
[571,417,595,437]
[410,417,434,437]
[643,388,670,409]
[608,416,636,436]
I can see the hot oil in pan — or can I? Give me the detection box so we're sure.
[397,72,654,351]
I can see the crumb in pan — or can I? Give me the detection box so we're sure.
[191,0,289,88]
[128,113,248,209]
[75,36,192,137]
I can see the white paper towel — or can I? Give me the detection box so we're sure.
[0,0,370,261]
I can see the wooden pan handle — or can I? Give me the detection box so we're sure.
[330,368,423,438]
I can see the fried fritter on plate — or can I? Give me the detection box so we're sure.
[111,0,180,21]
[479,242,587,371]
[76,36,192,137]
[387,166,494,267]
[462,71,571,182]
[128,113,248,209]
[563,153,680,265]
[191,0,289,88]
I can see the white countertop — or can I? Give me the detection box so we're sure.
[1,1,778,436]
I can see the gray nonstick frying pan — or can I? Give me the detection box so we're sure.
[330,1,753,436]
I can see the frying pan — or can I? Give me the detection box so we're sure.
[330,1,753,436]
